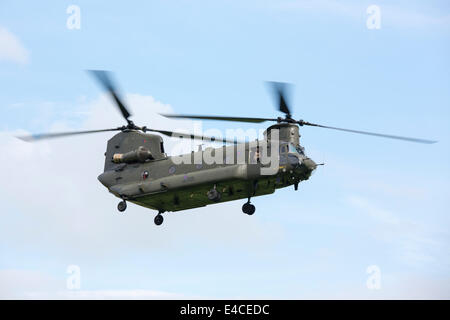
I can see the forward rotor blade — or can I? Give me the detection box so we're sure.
[146,128,243,144]
[17,128,121,142]
[161,114,277,123]
[299,121,437,144]
[267,81,292,117]
[88,70,132,122]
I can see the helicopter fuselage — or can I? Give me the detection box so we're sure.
[97,125,316,213]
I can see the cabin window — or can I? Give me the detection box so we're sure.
[279,145,288,165]
[160,141,165,153]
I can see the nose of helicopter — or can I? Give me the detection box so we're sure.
[302,158,317,171]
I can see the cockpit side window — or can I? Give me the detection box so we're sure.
[287,143,305,155]
[160,141,165,153]
[288,143,298,154]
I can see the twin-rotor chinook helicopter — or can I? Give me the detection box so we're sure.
[19,71,436,226]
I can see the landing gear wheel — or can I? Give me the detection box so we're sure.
[117,200,127,212]
[242,202,255,215]
[154,214,164,226]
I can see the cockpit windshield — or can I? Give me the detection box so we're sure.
[288,143,305,155]
[288,143,297,154]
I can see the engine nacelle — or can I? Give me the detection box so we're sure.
[113,146,153,164]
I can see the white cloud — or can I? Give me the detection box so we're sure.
[0,269,188,299]
[27,289,186,300]
[301,273,450,299]
[0,26,29,65]
[0,269,59,299]
[347,195,401,225]
[346,195,448,269]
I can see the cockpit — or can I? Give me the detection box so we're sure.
[288,143,305,156]
[278,142,305,167]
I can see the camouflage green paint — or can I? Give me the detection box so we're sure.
[97,124,316,213]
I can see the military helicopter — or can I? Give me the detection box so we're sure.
[18,71,436,226]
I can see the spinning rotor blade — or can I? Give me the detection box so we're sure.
[16,128,121,142]
[299,121,437,144]
[267,81,292,117]
[20,72,433,146]
[161,114,277,123]
[146,128,243,144]
[88,70,132,123]
[17,127,243,144]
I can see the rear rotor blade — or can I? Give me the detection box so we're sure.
[299,121,437,144]
[17,128,121,142]
[146,128,243,144]
[267,81,292,117]
[161,114,277,123]
[88,70,132,122]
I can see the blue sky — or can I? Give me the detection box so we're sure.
[0,0,449,298]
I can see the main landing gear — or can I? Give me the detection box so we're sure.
[117,200,165,226]
[117,200,127,212]
[154,211,165,226]
[242,198,255,215]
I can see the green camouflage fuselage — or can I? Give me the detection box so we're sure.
[98,125,316,213]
